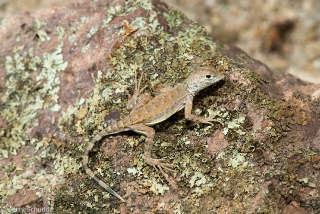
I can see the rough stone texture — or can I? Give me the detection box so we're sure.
[0,0,319,213]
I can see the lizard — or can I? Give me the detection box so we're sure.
[83,65,224,202]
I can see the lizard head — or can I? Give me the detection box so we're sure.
[185,67,224,94]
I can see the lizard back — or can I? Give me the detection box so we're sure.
[120,83,189,127]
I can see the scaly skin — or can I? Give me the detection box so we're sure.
[83,66,224,202]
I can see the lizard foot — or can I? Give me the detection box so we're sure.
[146,157,176,172]
[145,157,178,189]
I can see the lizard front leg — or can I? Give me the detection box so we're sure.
[185,98,223,125]
[128,124,177,189]
[126,64,150,111]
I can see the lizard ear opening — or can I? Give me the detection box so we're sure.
[205,74,212,79]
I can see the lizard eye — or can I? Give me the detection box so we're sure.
[205,74,212,79]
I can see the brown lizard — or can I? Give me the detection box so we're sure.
[83,66,224,202]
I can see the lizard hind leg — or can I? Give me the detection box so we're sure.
[128,124,177,189]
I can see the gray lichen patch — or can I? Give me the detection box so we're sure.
[0,13,68,208]
[1,44,68,158]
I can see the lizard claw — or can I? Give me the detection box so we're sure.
[202,117,223,126]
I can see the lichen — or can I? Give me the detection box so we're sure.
[33,20,51,42]
[189,171,206,188]
[1,44,67,158]
[0,16,69,210]
[87,26,99,38]
[1,0,318,213]
[149,178,169,195]
[55,25,66,40]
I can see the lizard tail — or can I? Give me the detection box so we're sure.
[82,126,129,202]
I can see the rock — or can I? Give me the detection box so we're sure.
[0,0,319,213]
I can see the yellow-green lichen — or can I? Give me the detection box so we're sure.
[80,16,90,24]
[223,116,246,136]
[101,5,114,27]
[1,33,69,212]
[81,43,90,53]
[228,151,246,168]
[149,178,169,195]
[55,25,66,40]
[107,4,123,15]
[33,20,51,42]
[189,171,206,188]
[0,17,7,29]
[68,33,76,45]
[1,45,67,158]
[87,25,99,38]
[127,167,141,175]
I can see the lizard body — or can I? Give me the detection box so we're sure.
[83,66,224,202]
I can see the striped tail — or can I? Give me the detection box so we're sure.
[82,120,130,202]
